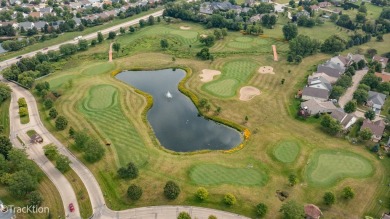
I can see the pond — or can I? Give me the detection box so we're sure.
[116,69,242,152]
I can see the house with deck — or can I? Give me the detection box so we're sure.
[360,119,386,142]
[366,91,386,114]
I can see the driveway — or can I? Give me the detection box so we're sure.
[338,69,368,108]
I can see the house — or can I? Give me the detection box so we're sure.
[329,55,349,68]
[346,53,366,64]
[302,87,329,101]
[308,76,332,91]
[360,119,386,142]
[29,11,42,18]
[0,200,15,219]
[317,64,343,79]
[200,1,240,14]
[309,72,338,84]
[296,10,310,18]
[18,21,34,30]
[0,22,18,29]
[73,17,82,26]
[51,20,64,29]
[249,14,264,22]
[69,1,83,9]
[245,0,255,6]
[366,91,386,114]
[34,21,47,30]
[304,204,322,219]
[373,55,389,69]
[39,7,53,15]
[200,2,214,15]
[300,99,337,115]
[382,213,390,219]
[329,108,357,129]
[375,72,390,82]
[310,5,320,11]
[318,1,331,7]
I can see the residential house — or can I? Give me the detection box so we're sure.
[51,20,64,29]
[300,99,337,115]
[346,53,366,64]
[308,75,332,91]
[360,119,386,142]
[382,213,390,219]
[373,55,389,69]
[0,22,18,29]
[296,10,310,18]
[245,0,255,6]
[199,1,240,15]
[200,2,213,15]
[29,11,43,18]
[39,7,54,16]
[304,204,322,219]
[260,0,272,2]
[73,17,82,26]
[366,91,386,114]
[34,21,47,30]
[249,14,264,22]
[18,21,34,30]
[329,108,357,129]
[309,72,338,84]
[302,87,329,101]
[310,5,320,12]
[375,72,390,82]
[318,1,332,7]
[69,1,83,9]
[0,200,15,219]
[103,0,112,5]
[329,55,349,68]
[317,64,343,79]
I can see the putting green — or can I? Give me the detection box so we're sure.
[202,60,259,98]
[306,150,373,187]
[81,62,115,76]
[273,141,300,163]
[189,164,268,186]
[80,85,148,166]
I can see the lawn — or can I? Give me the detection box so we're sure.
[0,98,10,135]
[273,140,300,163]
[305,150,374,187]
[34,21,390,218]
[26,129,37,137]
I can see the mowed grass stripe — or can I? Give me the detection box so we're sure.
[273,141,300,163]
[189,164,268,186]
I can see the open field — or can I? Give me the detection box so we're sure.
[34,21,390,218]
[273,140,300,163]
[305,150,374,187]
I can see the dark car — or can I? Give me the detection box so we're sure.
[69,203,74,212]
[16,56,22,59]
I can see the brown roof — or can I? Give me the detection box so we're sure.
[373,55,389,66]
[361,119,385,137]
[302,87,329,99]
[375,72,390,82]
[305,204,322,219]
[29,11,41,18]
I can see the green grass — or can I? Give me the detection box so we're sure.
[189,164,268,186]
[81,62,115,76]
[202,59,259,97]
[306,150,374,187]
[0,98,10,136]
[273,140,300,163]
[26,129,37,137]
[79,84,148,166]
[20,115,29,124]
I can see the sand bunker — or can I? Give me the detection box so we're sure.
[180,26,191,30]
[258,66,275,74]
[200,69,221,82]
[239,86,261,101]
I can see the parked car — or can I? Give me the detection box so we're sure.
[16,56,22,59]
[69,203,74,212]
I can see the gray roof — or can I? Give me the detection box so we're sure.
[308,76,332,91]
[361,119,385,137]
[300,99,337,115]
[73,17,82,25]
[368,91,386,106]
[329,108,347,122]
[18,21,34,29]
[322,60,345,72]
[39,7,52,13]
[317,65,343,78]
[302,87,329,99]
[34,21,47,29]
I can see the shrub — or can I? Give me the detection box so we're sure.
[55,116,68,130]
[117,162,139,179]
[223,193,236,206]
[83,139,105,163]
[196,187,208,201]
[43,144,58,160]
[164,181,180,200]
[256,203,268,217]
[49,108,58,119]
[55,154,71,173]
[127,184,143,201]
[19,107,28,117]
[323,192,336,205]
[177,212,191,219]
[208,216,217,219]
[43,99,53,109]
[27,191,43,207]
[342,186,355,199]
[18,98,27,107]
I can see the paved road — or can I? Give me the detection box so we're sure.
[338,69,368,108]
[0,10,163,69]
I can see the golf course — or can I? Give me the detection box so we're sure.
[33,20,389,219]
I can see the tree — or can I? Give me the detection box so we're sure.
[27,191,43,207]
[18,97,27,107]
[108,31,116,39]
[358,4,367,13]
[160,39,169,49]
[321,35,346,53]
[60,44,78,56]
[196,48,213,60]
[289,35,320,58]
[43,144,58,160]
[359,128,372,141]
[0,135,12,159]
[55,154,71,173]
[0,83,11,103]
[129,26,135,33]
[97,32,104,43]
[148,15,155,25]
[196,187,208,201]
[344,100,357,113]
[199,35,215,47]
[323,192,336,205]
[117,162,139,179]
[342,186,355,199]
[256,203,268,218]
[55,116,68,130]
[78,39,89,51]
[321,114,342,135]
[208,216,217,219]
[330,13,338,22]
[177,212,191,219]
[74,132,90,150]
[69,127,75,138]
[9,170,38,198]
[353,89,369,104]
[91,39,97,46]
[224,193,236,206]
[139,19,146,28]
[288,174,298,186]
[279,200,304,219]
[83,139,105,163]
[49,108,58,119]
[282,24,298,40]
[164,181,180,200]
[44,99,53,109]
[120,27,125,34]
[330,85,345,100]
[127,184,143,200]
[112,42,121,54]
[19,107,28,117]
[364,109,376,120]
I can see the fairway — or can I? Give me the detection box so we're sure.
[81,62,115,76]
[306,150,374,187]
[189,164,268,186]
[202,60,259,97]
[79,84,149,166]
[273,141,300,163]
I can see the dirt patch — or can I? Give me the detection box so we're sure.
[258,66,275,74]
[199,69,221,82]
[239,86,261,101]
[180,26,191,30]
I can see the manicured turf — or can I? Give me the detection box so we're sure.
[81,62,115,76]
[306,150,374,187]
[79,84,148,166]
[0,99,10,136]
[235,37,253,42]
[189,164,268,186]
[227,41,252,49]
[49,75,76,89]
[273,141,300,163]
[202,60,259,97]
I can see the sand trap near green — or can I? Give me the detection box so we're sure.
[273,141,300,163]
[189,164,268,186]
[306,150,373,187]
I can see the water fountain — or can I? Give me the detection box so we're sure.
[166,91,172,99]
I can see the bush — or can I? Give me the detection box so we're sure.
[208,216,217,219]
[256,203,268,217]
[117,162,139,179]
[55,154,71,173]
[27,191,43,207]
[49,108,58,119]
[342,186,355,199]
[83,139,105,163]
[55,116,68,130]
[196,187,208,201]
[43,99,53,109]
[18,98,27,107]
[43,144,58,160]
[177,212,191,219]
[223,193,236,206]
[127,184,143,201]
[164,181,180,200]
[19,107,28,117]
[323,192,336,205]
